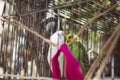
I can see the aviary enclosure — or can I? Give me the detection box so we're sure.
[0,0,120,79]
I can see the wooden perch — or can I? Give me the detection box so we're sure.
[0,74,54,80]
[13,0,93,17]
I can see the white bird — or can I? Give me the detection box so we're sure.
[47,30,65,77]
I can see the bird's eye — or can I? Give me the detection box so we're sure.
[58,34,60,36]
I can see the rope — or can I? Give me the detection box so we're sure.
[68,3,118,46]
[84,23,120,80]
[94,24,120,79]
[0,16,59,48]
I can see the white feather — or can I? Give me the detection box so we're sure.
[47,30,64,77]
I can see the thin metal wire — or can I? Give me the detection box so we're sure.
[11,0,94,17]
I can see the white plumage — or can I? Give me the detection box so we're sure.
[47,30,65,77]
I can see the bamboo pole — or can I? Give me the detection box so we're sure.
[84,23,120,80]
[94,24,120,79]
[68,3,118,46]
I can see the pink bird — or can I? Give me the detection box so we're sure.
[52,44,83,80]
